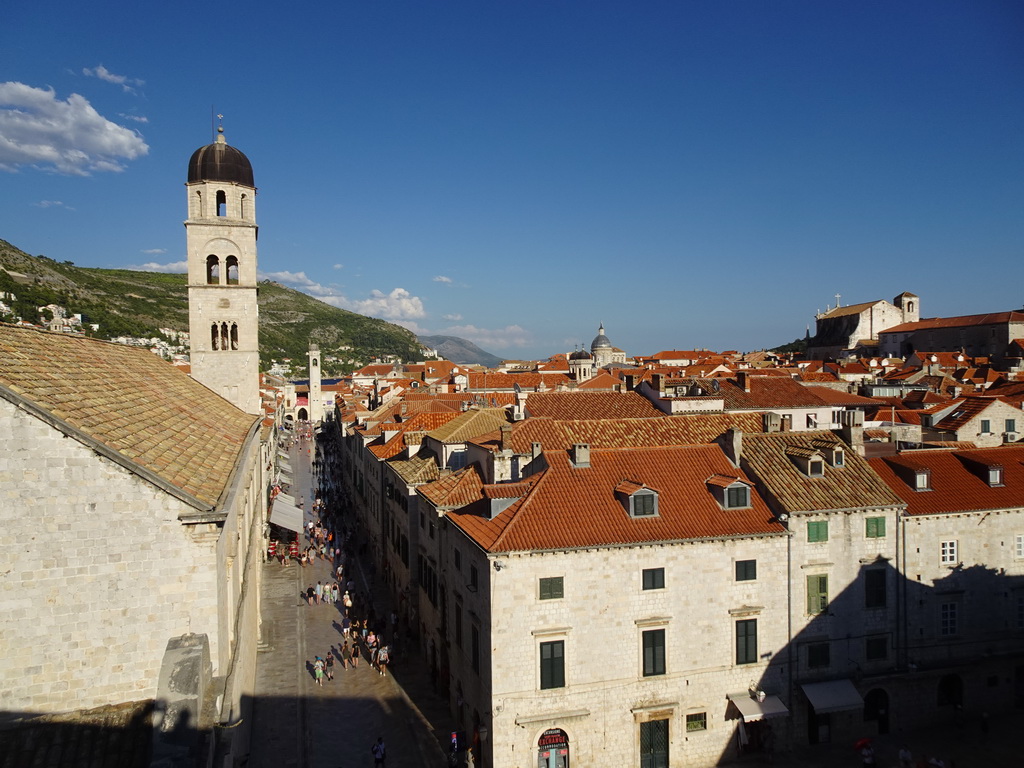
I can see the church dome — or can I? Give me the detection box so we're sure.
[570,347,592,361]
[590,324,612,352]
[187,129,254,187]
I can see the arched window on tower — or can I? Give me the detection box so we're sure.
[226,256,239,285]
[240,193,248,220]
[195,190,203,218]
[220,322,230,350]
[211,323,220,350]
[230,323,239,350]
[206,255,220,284]
[907,301,915,314]
[216,190,227,217]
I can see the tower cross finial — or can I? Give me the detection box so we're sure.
[834,292,841,307]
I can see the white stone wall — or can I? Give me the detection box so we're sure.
[474,536,790,768]
[0,401,221,714]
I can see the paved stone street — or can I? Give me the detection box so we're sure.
[249,437,451,768]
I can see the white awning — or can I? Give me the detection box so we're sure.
[276,492,297,507]
[727,692,790,722]
[270,498,304,533]
[278,460,293,474]
[801,679,863,714]
[277,471,293,485]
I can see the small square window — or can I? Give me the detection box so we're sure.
[865,517,886,539]
[685,713,707,732]
[809,460,825,477]
[642,567,665,590]
[940,540,958,565]
[632,492,657,517]
[725,485,750,509]
[915,470,932,491]
[865,636,888,661]
[807,520,829,543]
[980,419,991,435]
[807,641,830,669]
[735,559,757,582]
[539,576,564,600]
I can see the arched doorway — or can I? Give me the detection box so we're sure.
[537,728,569,768]
[863,688,890,734]
[297,408,308,421]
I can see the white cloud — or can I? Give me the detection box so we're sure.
[0,82,148,174]
[433,275,453,284]
[443,324,532,349]
[83,65,144,93]
[141,248,166,254]
[129,260,187,273]
[350,288,426,320]
[119,113,148,123]
[332,263,343,270]
[442,313,462,321]
[33,199,74,210]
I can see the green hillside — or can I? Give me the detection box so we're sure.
[0,239,422,375]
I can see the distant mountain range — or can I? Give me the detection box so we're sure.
[418,335,503,367]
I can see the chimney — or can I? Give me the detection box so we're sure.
[840,410,865,456]
[570,443,590,468]
[737,371,751,392]
[500,424,513,452]
[532,441,543,460]
[722,428,742,467]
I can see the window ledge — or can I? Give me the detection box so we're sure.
[532,626,572,637]
[635,616,672,627]
[728,605,763,617]
[515,709,590,726]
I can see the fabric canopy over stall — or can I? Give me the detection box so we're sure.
[801,679,864,714]
[269,498,303,533]
[727,692,790,722]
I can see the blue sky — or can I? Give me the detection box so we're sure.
[2,1,1022,359]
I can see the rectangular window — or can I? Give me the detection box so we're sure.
[1017,595,1024,630]
[940,540,958,564]
[807,574,829,615]
[735,559,757,582]
[642,568,665,590]
[640,719,669,768]
[865,636,888,661]
[471,625,480,674]
[1016,535,1024,559]
[807,641,830,669]
[980,419,991,434]
[454,601,463,648]
[806,414,817,429]
[915,470,931,491]
[865,569,887,609]
[940,602,958,636]
[685,712,707,732]
[539,576,564,600]
[807,520,828,542]
[865,516,886,538]
[633,493,656,517]
[642,629,666,677]
[469,565,479,590]
[735,619,758,665]
[453,548,462,572]
[1007,418,1017,433]
[726,486,750,508]
[540,640,565,689]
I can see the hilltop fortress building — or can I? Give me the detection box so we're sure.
[806,292,919,360]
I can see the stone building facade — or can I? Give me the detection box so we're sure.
[807,292,919,360]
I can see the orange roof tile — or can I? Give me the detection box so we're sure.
[524,391,662,420]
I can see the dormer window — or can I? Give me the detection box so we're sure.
[914,468,931,491]
[832,449,844,467]
[787,446,827,478]
[809,459,825,477]
[988,465,1004,487]
[616,481,659,518]
[726,485,750,509]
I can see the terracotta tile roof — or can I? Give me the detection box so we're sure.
[417,465,485,508]
[799,371,840,383]
[691,376,829,410]
[741,431,903,513]
[388,453,440,485]
[870,445,1024,515]
[803,386,880,406]
[0,324,258,509]
[524,391,663,419]
[986,379,1024,408]
[427,408,509,443]
[821,300,880,319]
[577,371,623,390]
[931,395,1002,431]
[445,444,784,553]
[882,311,1024,335]
[466,372,571,391]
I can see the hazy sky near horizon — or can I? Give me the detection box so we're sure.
[2,1,1022,359]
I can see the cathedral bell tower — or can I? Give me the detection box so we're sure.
[185,126,261,414]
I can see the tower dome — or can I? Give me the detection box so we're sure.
[570,347,592,361]
[187,128,254,187]
[590,323,612,353]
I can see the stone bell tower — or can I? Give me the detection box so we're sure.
[185,125,261,414]
[307,344,324,424]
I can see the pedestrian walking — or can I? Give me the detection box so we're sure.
[315,581,323,605]
[305,585,314,606]
[341,641,352,669]
[378,644,389,677]
[313,656,324,687]
[371,736,386,767]
[325,651,335,681]
[352,643,360,668]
